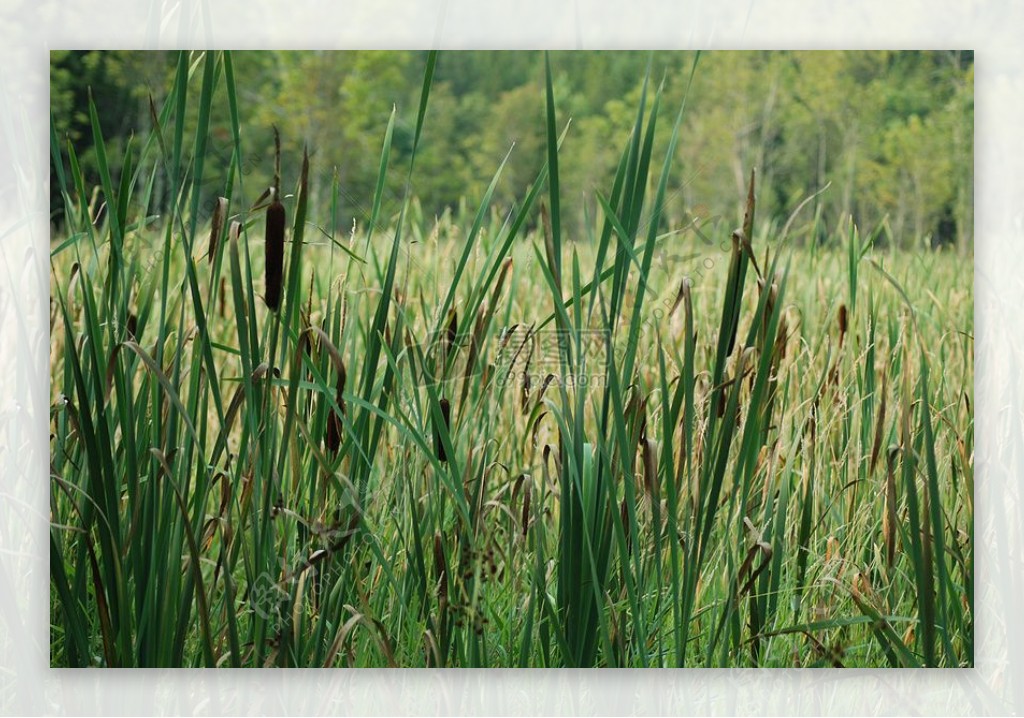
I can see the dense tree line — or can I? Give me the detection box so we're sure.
[51,50,973,251]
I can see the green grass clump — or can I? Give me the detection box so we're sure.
[49,51,972,667]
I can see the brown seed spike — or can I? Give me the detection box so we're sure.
[883,445,899,569]
[264,189,286,311]
[325,406,342,455]
[323,345,347,455]
[837,304,849,349]
[642,438,658,500]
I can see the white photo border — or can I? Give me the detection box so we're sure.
[1,1,1017,714]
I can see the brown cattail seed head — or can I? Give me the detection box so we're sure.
[325,408,342,455]
[264,188,286,311]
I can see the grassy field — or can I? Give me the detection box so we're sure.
[49,51,973,667]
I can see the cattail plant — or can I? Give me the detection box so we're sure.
[265,128,285,311]
[312,325,347,456]
[838,303,849,349]
[48,50,972,670]
[883,445,900,569]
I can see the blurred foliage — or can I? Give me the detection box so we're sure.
[50,50,973,250]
